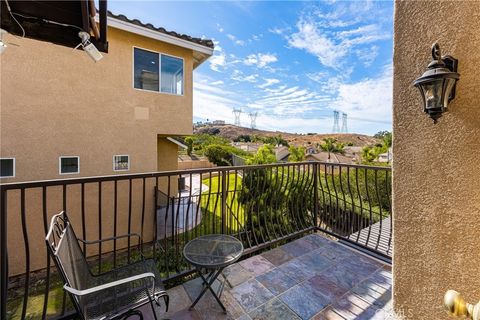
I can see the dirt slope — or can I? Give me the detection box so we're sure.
[194,125,379,147]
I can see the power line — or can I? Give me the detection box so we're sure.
[348,117,391,125]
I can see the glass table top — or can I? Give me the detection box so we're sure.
[183,234,244,268]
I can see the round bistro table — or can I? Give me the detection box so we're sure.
[183,234,244,312]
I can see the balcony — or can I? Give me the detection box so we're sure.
[145,233,392,320]
[0,162,391,319]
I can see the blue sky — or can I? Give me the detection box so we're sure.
[109,1,394,135]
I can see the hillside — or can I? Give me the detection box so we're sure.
[194,124,379,147]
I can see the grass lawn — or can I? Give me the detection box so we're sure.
[200,173,245,233]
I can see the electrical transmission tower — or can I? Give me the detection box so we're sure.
[341,112,348,133]
[332,110,340,133]
[233,108,242,126]
[249,112,258,129]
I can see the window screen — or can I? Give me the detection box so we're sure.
[161,54,183,95]
[0,158,14,177]
[113,155,129,171]
[60,157,79,174]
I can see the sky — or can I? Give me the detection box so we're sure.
[109,0,394,135]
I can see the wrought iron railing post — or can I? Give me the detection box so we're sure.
[313,163,319,228]
[1,187,7,320]
[221,170,227,234]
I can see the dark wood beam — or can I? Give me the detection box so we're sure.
[98,0,108,52]
[80,0,90,33]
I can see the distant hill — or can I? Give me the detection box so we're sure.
[194,124,379,147]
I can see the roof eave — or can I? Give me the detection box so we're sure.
[104,15,214,65]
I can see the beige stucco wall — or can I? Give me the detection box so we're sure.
[393,1,480,319]
[1,27,199,275]
[0,26,194,182]
[178,159,216,170]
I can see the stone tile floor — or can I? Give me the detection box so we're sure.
[143,233,392,320]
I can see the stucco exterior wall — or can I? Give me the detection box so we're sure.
[1,27,199,275]
[0,26,194,182]
[393,1,480,319]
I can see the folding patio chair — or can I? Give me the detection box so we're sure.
[45,211,169,320]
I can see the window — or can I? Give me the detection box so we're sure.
[161,54,183,95]
[0,158,15,177]
[59,156,79,174]
[133,47,183,95]
[113,155,130,171]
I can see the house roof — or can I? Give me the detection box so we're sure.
[306,152,354,164]
[107,11,214,49]
[167,137,187,149]
[106,11,214,68]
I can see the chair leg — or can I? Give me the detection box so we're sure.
[164,295,169,313]
[149,297,159,320]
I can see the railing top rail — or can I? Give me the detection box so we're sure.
[0,161,390,190]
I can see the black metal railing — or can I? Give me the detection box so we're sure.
[0,161,391,320]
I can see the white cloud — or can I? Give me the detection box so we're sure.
[288,19,347,68]
[257,78,280,89]
[227,34,246,46]
[356,45,379,67]
[331,65,393,132]
[248,84,332,116]
[287,7,390,69]
[209,41,227,72]
[268,27,290,35]
[210,80,224,86]
[231,70,258,83]
[193,81,241,123]
[216,23,224,33]
[243,53,278,68]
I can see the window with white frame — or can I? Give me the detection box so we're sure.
[59,156,79,174]
[113,155,130,171]
[133,47,183,95]
[0,158,15,177]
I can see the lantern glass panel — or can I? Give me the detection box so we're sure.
[443,78,456,109]
[422,79,444,111]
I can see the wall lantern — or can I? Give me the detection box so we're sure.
[413,43,460,123]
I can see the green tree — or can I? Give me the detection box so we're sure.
[319,138,344,160]
[204,144,232,166]
[373,130,390,139]
[288,146,306,162]
[247,145,277,165]
[185,137,193,156]
[233,135,251,142]
[382,132,392,148]
[361,146,377,163]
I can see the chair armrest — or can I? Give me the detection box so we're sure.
[63,272,156,296]
[77,233,142,245]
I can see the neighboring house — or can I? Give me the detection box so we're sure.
[0,11,214,182]
[305,152,354,164]
[377,147,393,163]
[343,146,363,162]
[212,120,226,125]
[232,142,262,153]
[275,146,290,162]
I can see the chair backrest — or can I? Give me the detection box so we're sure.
[45,212,93,291]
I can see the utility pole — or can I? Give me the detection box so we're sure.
[332,110,340,133]
[341,112,348,133]
[249,112,258,129]
[233,108,242,126]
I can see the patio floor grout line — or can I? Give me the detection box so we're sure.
[167,234,392,320]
